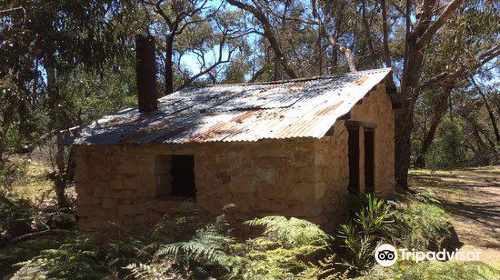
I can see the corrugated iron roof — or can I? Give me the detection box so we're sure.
[66,68,392,145]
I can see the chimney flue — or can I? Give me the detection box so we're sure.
[136,34,157,113]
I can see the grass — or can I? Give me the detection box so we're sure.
[397,261,500,280]
[362,260,500,280]
[410,166,500,181]
[0,235,68,278]
[9,159,53,201]
[3,156,53,202]
[0,157,58,278]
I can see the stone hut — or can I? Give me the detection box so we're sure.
[67,68,399,233]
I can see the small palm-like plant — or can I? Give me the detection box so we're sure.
[338,194,394,274]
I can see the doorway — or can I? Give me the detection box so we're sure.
[364,129,375,193]
[348,126,360,194]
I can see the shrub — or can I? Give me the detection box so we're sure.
[157,220,235,278]
[227,216,333,280]
[126,261,191,280]
[10,233,106,280]
[337,194,394,274]
[126,211,335,280]
[0,191,34,239]
[337,192,453,276]
[391,201,451,250]
[363,261,500,280]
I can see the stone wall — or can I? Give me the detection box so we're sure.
[350,83,396,195]
[314,83,395,222]
[74,138,341,233]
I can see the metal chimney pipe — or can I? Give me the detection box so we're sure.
[136,34,158,113]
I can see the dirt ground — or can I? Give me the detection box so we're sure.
[410,166,500,263]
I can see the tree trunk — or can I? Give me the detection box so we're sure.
[471,78,499,143]
[414,87,453,167]
[46,66,70,208]
[165,35,174,95]
[249,65,268,82]
[380,0,392,67]
[361,0,378,67]
[395,102,414,189]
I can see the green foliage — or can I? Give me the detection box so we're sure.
[0,173,76,241]
[126,261,191,280]
[299,255,350,280]
[62,61,137,125]
[157,222,235,278]
[0,236,67,278]
[10,233,106,280]
[338,193,453,276]
[151,205,203,243]
[245,216,331,248]
[103,236,149,276]
[124,211,335,280]
[426,117,471,168]
[337,194,393,274]
[363,261,500,280]
[392,200,451,250]
[226,216,333,280]
[0,190,34,239]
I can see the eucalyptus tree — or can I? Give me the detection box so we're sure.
[140,0,248,95]
[407,0,499,169]
[0,0,135,206]
[391,0,500,186]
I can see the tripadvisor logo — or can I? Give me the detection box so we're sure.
[375,244,398,266]
[375,244,482,266]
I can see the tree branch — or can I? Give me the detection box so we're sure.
[311,0,357,72]
[416,0,464,50]
[227,0,298,78]
[419,45,500,89]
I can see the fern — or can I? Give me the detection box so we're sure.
[225,216,333,280]
[245,216,332,247]
[157,225,235,266]
[154,211,236,279]
[299,255,350,280]
[125,261,190,280]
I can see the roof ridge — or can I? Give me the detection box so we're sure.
[183,68,392,89]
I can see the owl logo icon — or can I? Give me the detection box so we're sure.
[375,244,398,266]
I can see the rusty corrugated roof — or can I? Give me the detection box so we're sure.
[66,68,392,145]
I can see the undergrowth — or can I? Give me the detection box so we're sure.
[363,260,500,280]
[336,190,453,276]
[1,187,485,280]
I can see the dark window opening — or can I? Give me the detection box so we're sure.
[364,129,375,193]
[156,155,196,199]
[348,126,360,194]
[171,155,196,197]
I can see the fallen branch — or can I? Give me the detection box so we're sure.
[10,229,69,244]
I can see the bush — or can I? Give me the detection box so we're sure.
[363,261,500,280]
[126,210,336,280]
[0,189,76,243]
[227,216,333,280]
[10,233,106,280]
[337,192,453,276]
[0,191,34,239]
[7,200,456,280]
[337,194,394,274]
[391,201,451,250]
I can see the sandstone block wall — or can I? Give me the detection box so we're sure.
[315,83,395,204]
[350,84,396,195]
[74,138,344,233]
